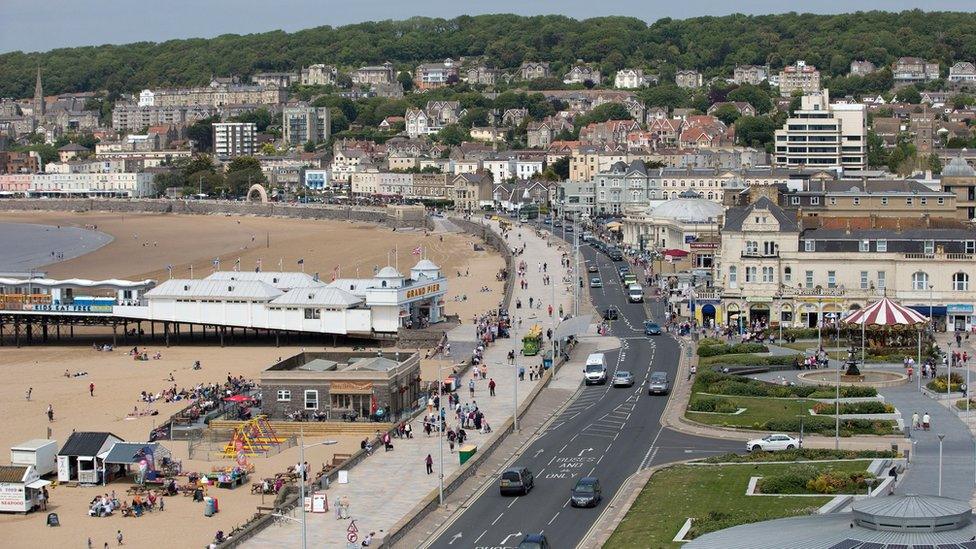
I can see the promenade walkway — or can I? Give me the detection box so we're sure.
[244,219,578,547]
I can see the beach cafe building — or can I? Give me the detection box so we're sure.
[0,465,50,513]
[0,277,153,312]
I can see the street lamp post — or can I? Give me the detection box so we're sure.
[298,427,337,549]
[938,433,946,497]
[438,364,444,505]
[817,298,824,352]
[514,349,520,431]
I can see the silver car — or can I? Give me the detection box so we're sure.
[648,372,669,395]
[612,371,634,387]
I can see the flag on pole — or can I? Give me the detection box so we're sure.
[166,264,173,279]
[412,246,422,256]
[234,258,241,272]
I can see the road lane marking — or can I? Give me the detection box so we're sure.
[508,498,518,508]
[474,530,487,544]
[548,512,560,525]
[491,512,505,525]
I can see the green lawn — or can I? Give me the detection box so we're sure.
[687,393,815,430]
[605,461,872,548]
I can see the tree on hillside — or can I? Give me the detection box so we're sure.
[187,116,219,152]
[712,104,742,126]
[726,84,772,114]
[895,85,922,104]
[224,156,266,195]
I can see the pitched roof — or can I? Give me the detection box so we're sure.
[723,196,799,232]
[269,287,363,308]
[59,432,121,456]
[0,465,28,483]
[103,442,160,464]
[145,279,284,301]
[206,271,323,290]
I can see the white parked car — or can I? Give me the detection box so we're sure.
[746,433,801,452]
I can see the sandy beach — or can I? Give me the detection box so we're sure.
[0,211,504,548]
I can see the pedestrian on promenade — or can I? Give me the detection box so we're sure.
[469,378,475,397]
[488,378,496,396]
[519,366,525,381]
[907,366,913,381]
[922,412,931,431]
[912,411,919,430]
[425,454,433,474]
[404,422,412,438]
[89,382,95,397]
[46,404,54,422]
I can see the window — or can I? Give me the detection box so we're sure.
[746,241,758,254]
[277,390,291,402]
[852,197,860,206]
[954,272,970,291]
[967,241,975,254]
[859,240,869,252]
[860,271,869,289]
[881,197,888,206]
[877,240,887,252]
[923,240,934,254]
[745,266,757,282]
[829,197,837,206]
[920,197,928,206]
[810,196,820,205]
[763,241,777,256]
[304,390,319,410]
[762,266,774,283]
[877,271,886,289]
[784,267,792,283]
[791,196,800,205]
[304,308,321,320]
[912,271,929,291]
[805,270,814,289]
[906,197,913,206]
[804,240,815,252]
[938,197,945,205]
[728,266,737,285]
[827,270,836,288]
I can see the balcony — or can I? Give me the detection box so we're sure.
[740,251,779,259]
[904,253,974,261]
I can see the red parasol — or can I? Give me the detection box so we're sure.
[223,394,253,403]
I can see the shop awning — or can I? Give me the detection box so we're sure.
[26,479,51,489]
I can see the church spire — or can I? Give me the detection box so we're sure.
[34,66,45,117]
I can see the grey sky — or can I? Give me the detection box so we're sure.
[1,0,972,54]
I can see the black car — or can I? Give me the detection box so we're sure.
[570,477,603,507]
[603,307,619,320]
[499,466,534,496]
[518,534,550,549]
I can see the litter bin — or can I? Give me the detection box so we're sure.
[542,350,553,370]
[458,444,477,465]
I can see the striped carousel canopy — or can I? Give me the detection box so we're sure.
[843,297,929,326]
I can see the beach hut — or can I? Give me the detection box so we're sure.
[102,442,172,485]
[0,465,50,513]
[56,432,122,484]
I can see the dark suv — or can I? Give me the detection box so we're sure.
[499,466,534,496]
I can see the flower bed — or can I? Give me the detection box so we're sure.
[700,353,804,367]
[757,464,874,495]
[688,396,739,413]
[811,401,894,415]
[927,373,964,393]
[694,369,878,399]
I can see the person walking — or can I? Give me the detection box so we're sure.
[116,529,123,546]
[468,378,475,397]
[425,454,433,475]
[46,404,54,422]
[404,422,412,439]
[488,378,496,396]
[89,382,95,397]
[25,387,31,401]
[922,411,931,431]
[912,411,920,430]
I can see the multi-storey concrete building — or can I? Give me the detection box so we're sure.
[251,72,299,88]
[777,61,821,97]
[942,156,976,221]
[774,90,866,171]
[212,122,256,160]
[111,104,216,132]
[282,104,330,147]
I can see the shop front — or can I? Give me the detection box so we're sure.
[948,304,974,332]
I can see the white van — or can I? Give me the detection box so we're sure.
[584,353,607,385]
[627,284,644,303]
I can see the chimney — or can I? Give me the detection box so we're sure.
[845,218,851,235]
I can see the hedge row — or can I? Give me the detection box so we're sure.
[759,465,873,495]
[700,448,897,463]
[812,401,894,415]
[688,396,739,414]
[698,343,769,357]
[700,353,804,367]
[760,416,896,436]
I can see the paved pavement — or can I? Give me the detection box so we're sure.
[244,218,576,548]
